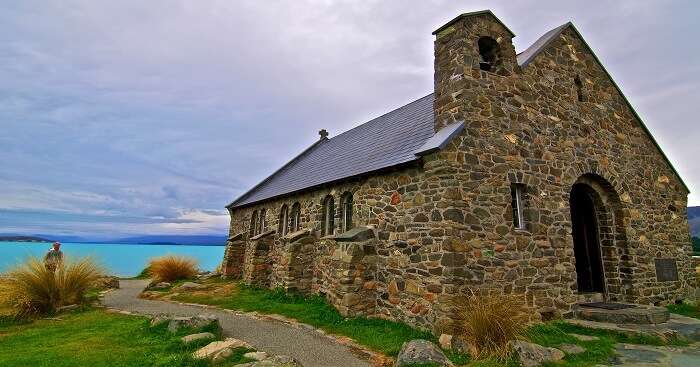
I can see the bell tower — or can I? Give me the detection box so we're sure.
[432,10,518,130]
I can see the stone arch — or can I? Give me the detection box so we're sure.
[568,171,633,301]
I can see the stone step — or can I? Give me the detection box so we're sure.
[573,303,670,324]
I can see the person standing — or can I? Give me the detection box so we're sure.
[44,242,64,272]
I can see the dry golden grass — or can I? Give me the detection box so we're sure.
[452,291,528,360]
[148,255,198,282]
[1,257,102,317]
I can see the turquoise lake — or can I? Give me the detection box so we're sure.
[0,242,225,277]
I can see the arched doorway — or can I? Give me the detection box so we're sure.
[570,183,606,293]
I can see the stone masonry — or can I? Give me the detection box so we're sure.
[221,11,695,334]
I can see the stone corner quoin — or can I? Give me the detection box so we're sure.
[218,10,695,334]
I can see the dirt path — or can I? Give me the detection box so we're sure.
[103,279,372,367]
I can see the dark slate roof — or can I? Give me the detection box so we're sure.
[229,94,436,208]
[229,21,690,209]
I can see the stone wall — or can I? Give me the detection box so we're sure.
[222,12,695,333]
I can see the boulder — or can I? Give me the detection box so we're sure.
[396,339,453,367]
[212,347,234,364]
[558,344,585,354]
[438,334,453,350]
[569,333,598,341]
[237,355,302,367]
[151,282,171,289]
[193,338,251,360]
[150,313,171,326]
[197,272,218,281]
[244,351,268,361]
[167,314,221,334]
[511,340,564,367]
[182,332,216,344]
[177,282,205,291]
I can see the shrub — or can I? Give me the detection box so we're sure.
[148,255,198,282]
[452,291,528,360]
[2,256,103,317]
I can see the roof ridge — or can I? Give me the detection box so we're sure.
[516,22,571,67]
[516,21,689,192]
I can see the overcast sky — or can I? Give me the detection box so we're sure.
[1,0,698,239]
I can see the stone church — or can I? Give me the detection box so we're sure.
[221,11,694,331]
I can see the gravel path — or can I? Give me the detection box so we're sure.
[103,279,372,367]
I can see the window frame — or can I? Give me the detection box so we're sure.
[279,205,289,236]
[511,184,526,230]
[341,192,353,232]
[290,202,301,232]
[259,209,266,234]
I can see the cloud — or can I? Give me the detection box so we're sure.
[1,0,699,238]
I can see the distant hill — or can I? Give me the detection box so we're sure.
[689,206,700,237]
[0,235,53,243]
[108,235,227,246]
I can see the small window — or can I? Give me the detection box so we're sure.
[341,192,353,232]
[321,195,335,236]
[511,184,526,230]
[574,75,585,102]
[259,209,266,234]
[279,205,289,236]
[478,36,500,72]
[290,202,301,232]
[250,210,258,236]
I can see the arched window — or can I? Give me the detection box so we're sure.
[290,202,301,232]
[279,205,289,236]
[259,209,266,234]
[341,192,353,232]
[477,36,500,72]
[321,195,335,236]
[250,210,258,236]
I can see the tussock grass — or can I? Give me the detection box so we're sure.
[148,255,198,282]
[1,257,102,317]
[451,292,527,360]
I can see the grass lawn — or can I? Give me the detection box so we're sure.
[0,309,253,367]
[166,279,691,367]
[172,283,441,358]
[667,302,700,319]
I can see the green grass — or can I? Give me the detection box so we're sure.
[667,302,700,319]
[136,266,152,279]
[173,284,461,360]
[524,320,688,367]
[0,309,252,367]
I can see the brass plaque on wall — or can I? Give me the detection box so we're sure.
[654,258,679,282]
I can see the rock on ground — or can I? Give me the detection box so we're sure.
[151,282,171,289]
[558,344,585,354]
[438,334,453,350]
[511,340,564,367]
[167,314,220,334]
[396,339,453,367]
[194,338,251,360]
[569,333,598,341]
[244,351,269,361]
[182,332,216,344]
[237,355,303,367]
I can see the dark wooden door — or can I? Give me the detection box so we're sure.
[570,184,605,293]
